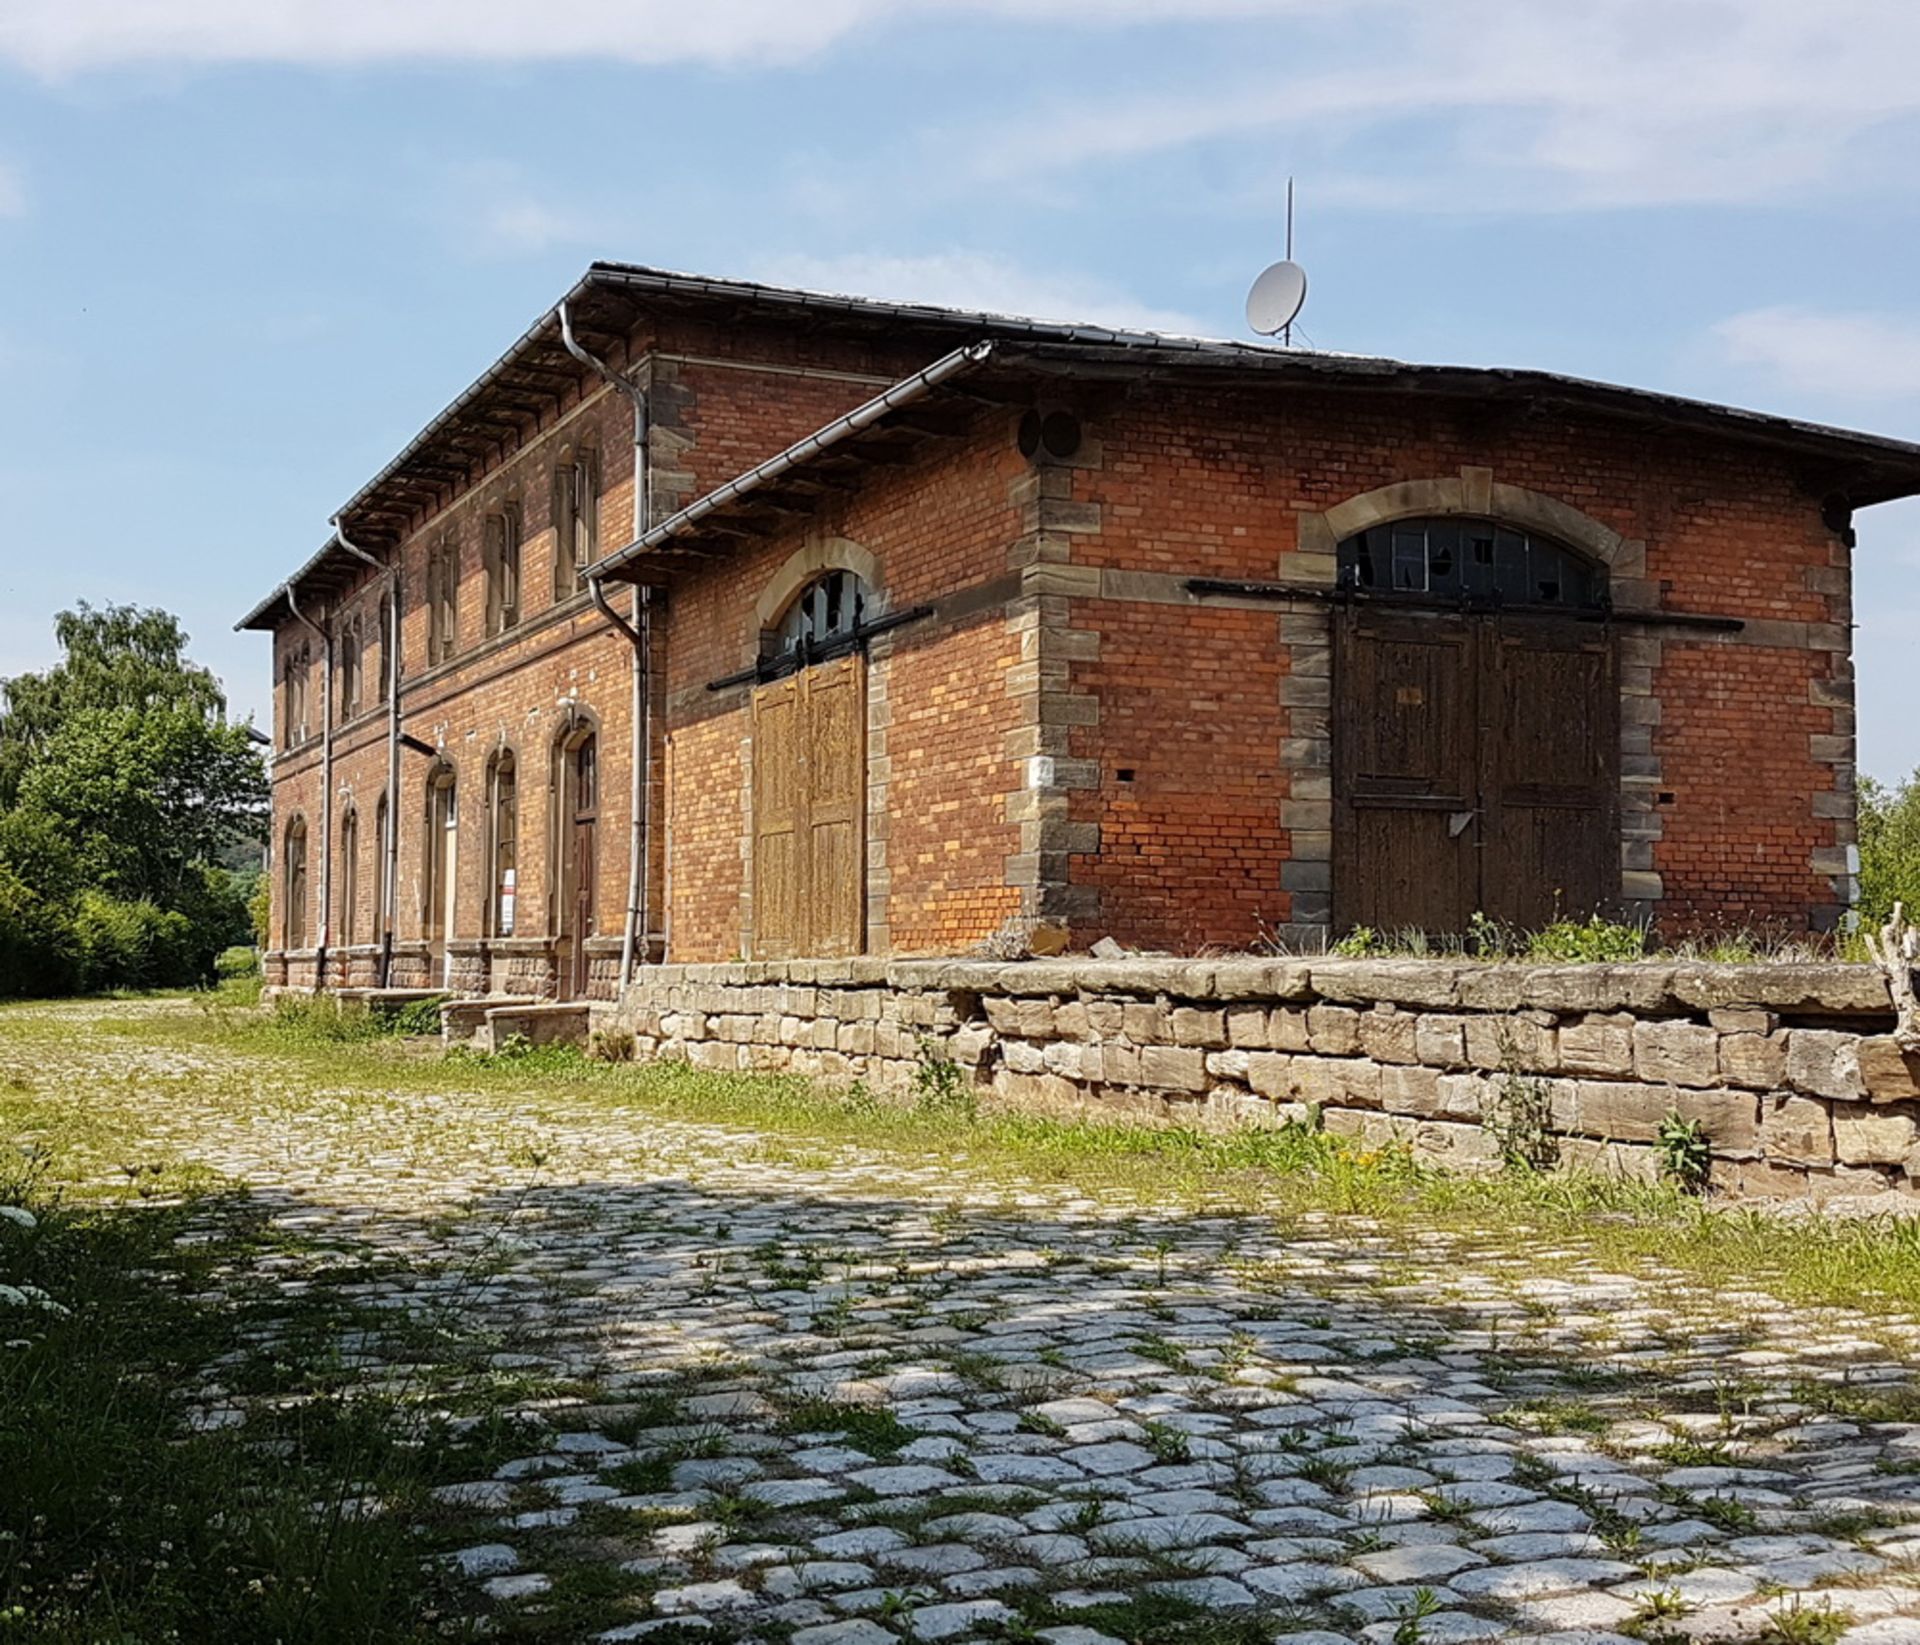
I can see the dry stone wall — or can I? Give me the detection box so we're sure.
[601,956,1920,1201]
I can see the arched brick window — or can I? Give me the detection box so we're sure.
[1337,517,1607,610]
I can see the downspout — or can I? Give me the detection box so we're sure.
[331,519,401,989]
[284,584,333,992]
[560,301,652,992]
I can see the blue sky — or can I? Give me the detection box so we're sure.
[1,0,1917,780]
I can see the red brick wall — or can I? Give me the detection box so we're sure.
[658,417,1025,961]
[264,314,908,969]
[1052,384,1851,944]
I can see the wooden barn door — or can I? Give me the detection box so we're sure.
[752,655,865,959]
[1478,619,1617,930]
[1333,608,1615,936]
[1332,608,1480,935]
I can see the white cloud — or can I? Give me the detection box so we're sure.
[1713,306,1920,402]
[750,250,1211,335]
[958,0,1920,212]
[0,0,1329,74]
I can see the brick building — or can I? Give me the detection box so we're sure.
[242,265,1920,998]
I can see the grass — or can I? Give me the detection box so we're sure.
[17,991,1920,1329]
[12,991,1920,1635]
[0,1177,484,1642]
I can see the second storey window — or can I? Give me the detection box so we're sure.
[427,535,458,665]
[552,445,600,598]
[338,616,361,718]
[283,644,310,748]
[484,504,522,636]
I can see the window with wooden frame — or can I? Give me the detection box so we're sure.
[338,615,361,719]
[488,751,518,937]
[427,535,459,665]
[551,445,600,598]
[283,644,310,748]
[483,504,522,637]
[339,805,359,947]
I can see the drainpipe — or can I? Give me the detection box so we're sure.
[284,583,333,992]
[560,301,652,992]
[332,518,401,989]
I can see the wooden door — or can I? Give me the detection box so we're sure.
[1333,608,1479,935]
[565,737,597,999]
[424,779,456,985]
[752,655,865,958]
[1333,608,1616,936]
[1478,619,1617,929]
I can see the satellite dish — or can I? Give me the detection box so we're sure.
[1246,259,1308,337]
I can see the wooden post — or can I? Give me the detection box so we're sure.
[1866,902,1920,1053]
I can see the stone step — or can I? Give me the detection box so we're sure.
[479,1001,593,1052]
[441,997,538,1044]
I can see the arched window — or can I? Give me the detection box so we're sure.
[339,806,359,947]
[769,570,868,663]
[488,752,518,937]
[283,818,308,950]
[423,765,457,943]
[1337,517,1606,610]
[372,792,390,942]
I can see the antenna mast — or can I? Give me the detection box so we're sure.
[1283,177,1295,346]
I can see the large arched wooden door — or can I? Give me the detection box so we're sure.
[752,654,864,958]
[751,570,869,959]
[1331,518,1618,936]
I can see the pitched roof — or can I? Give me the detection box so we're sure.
[239,263,1920,628]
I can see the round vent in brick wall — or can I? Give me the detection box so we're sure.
[1017,409,1082,460]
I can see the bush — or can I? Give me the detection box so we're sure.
[0,864,76,999]
[69,892,196,991]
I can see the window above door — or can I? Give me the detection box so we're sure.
[1337,517,1607,611]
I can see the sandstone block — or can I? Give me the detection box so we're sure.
[1307,1004,1361,1055]
[1122,1002,1170,1044]
[1859,1037,1920,1102]
[1226,1005,1270,1049]
[1358,1007,1419,1064]
[1137,1044,1207,1093]
[1833,1103,1918,1165]
[1290,1056,1381,1109]
[1171,1007,1227,1048]
[1719,1030,1789,1090]
[1085,1000,1125,1037]
[1708,1007,1778,1035]
[1248,1052,1295,1100]
[1378,1063,1442,1116]
[1002,1038,1045,1075]
[1762,1094,1835,1166]
[1435,1072,1496,1122]
[1205,1048,1251,1081]
[1558,1014,1635,1078]
[1053,1001,1090,1040]
[1412,1120,1504,1173]
[1415,1013,1467,1068]
[1465,1013,1556,1073]
[1632,1019,1719,1088]
[1785,1030,1864,1100]
[1270,1007,1313,1052]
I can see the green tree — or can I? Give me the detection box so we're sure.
[16,708,266,908]
[1860,768,1920,928]
[0,604,265,995]
[0,603,225,807]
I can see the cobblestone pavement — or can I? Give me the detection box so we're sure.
[21,1005,1920,1645]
